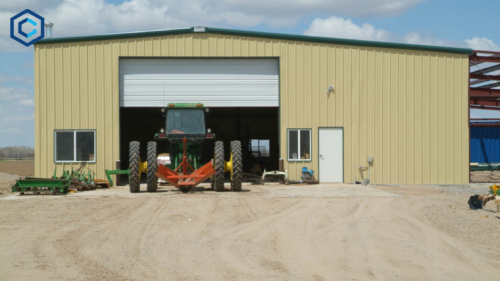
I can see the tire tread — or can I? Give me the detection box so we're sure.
[214,141,225,192]
[230,141,243,191]
[147,141,158,192]
[129,141,140,193]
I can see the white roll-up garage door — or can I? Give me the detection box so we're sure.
[120,58,279,107]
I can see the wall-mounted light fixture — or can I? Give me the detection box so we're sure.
[327,85,334,95]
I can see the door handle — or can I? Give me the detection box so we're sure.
[320,154,324,159]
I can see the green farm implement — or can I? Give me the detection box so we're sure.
[11,162,97,195]
[103,168,130,187]
[129,103,243,193]
[11,178,70,195]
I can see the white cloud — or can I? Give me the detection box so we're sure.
[304,17,392,41]
[218,0,425,19]
[21,61,34,69]
[465,37,500,52]
[0,0,64,13]
[0,97,34,146]
[19,99,34,106]
[403,32,451,47]
[0,87,32,101]
[0,73,33,85]
[0,0,426,52]
[304,16,500,51]
[2,0,499,53]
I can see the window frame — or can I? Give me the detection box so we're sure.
[54,129,97,163]
[249,139,271,158]
[287,128,312,162]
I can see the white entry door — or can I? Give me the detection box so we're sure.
[319,128,343,182]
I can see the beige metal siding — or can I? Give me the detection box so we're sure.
[35,33,470,184]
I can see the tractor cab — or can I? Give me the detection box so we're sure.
[155,103,214,142]
[166,106,206,143]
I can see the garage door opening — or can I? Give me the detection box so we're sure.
[118,57,280,186]
[119,107,279,185]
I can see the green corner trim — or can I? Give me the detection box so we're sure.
[35,26,473,55]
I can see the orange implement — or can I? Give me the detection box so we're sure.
[155,137,215,190]
[156,161,215,189]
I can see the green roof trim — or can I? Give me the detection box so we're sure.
[36,27,194,44]
[36,26,473,55]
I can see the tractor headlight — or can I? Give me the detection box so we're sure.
[160,128,165,133]
[207,128,211,133]
[161,108,165,113]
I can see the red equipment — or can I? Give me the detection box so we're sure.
[155,137,215,190]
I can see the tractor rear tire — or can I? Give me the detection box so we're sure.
[214,141,225,192]
[129,141,140,193]
[147,141,158,192]
[230,141,243,192]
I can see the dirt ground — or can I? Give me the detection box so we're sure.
[470,170,500,183]
[1,181,500,281]
[0,160,34,177]
[0,161,34,194]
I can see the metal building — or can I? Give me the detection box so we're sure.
[33,27,471,185]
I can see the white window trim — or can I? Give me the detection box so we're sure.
[287,129,312,162]
[54,130,96,163]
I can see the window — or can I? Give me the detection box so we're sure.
[249,139,270,157]
[55,130,96,163]
[166,109,205,134]
[288,129,311,161]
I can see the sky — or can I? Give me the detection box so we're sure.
[0,0,499,147]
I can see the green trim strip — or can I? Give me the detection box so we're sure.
[36,27,194,45]
[36,26,473,55]
[206,27,473,55]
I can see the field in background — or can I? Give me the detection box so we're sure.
[0,159,34,176]
[0,146,34,159]
[0,160,35,193]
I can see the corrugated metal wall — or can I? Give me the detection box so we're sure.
[470,126,500,163]
[35,33,470,184]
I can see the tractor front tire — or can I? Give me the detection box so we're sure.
[230,141,243,192]
[214,141,225,192]
[129,141,140,193]
[147,141,158,192]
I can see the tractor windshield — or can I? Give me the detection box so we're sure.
[166,109,205,134]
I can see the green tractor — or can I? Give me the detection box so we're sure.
[128,103,243,193]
